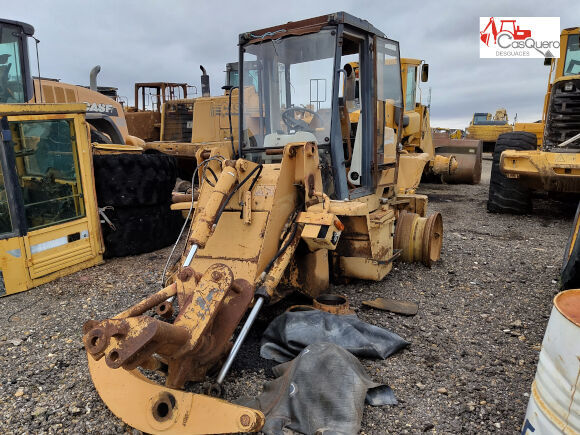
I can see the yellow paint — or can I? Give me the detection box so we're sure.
[0,105,103,296]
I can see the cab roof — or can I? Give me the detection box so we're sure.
[0,18,34,36]
[240,11,387,45]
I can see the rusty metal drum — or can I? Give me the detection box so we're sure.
[521,289,580,434]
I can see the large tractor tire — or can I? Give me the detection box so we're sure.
[561,201,580,290]
[93,153,177,207]
[101,204,184,258]
[487,132,536,214]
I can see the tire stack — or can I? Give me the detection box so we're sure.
[93,153,184,258]
[487,132,537,214]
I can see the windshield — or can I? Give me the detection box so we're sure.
[241,30,336,153]
[226,62,260,92]
[473,114,488,124]
[0,23,26,103]
[563,34,580,76]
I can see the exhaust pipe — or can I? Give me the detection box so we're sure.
[200,65,210,97]
[90,65,101,91]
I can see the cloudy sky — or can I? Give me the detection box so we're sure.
[3,0,577,128]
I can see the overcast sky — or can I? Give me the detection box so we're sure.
[3,0,577,128]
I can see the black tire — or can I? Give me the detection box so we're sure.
[487,132,536,214]
[101,204,184,258]
[561,201,580,290]
[93,153,177,207]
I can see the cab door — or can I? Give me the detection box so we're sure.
[6,113,101,287]
[0,116,29,295]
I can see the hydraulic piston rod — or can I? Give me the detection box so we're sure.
[215,296,265,385]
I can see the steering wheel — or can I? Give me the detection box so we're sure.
[281,107,323,133]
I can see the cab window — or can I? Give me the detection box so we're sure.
[563,34,580,76]
[0,23,25,103]
[9,119,85,230]
[404,66,417,111]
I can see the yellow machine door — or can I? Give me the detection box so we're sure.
[0,112,102,295]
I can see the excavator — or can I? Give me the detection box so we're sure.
[82,12,444,433]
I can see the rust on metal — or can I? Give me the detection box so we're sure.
[432,134,483,184]
[362,297,418,316]
[155,301,174,319]
[554,288,580,327]
[313,294,354,315]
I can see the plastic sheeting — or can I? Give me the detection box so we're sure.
[260,310,409,363]
[237,342,398,435]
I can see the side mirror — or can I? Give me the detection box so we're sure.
[421,64,429,82]
[544,57,552,66]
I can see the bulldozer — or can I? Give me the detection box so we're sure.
[465,108,513,152]
[82,12,444,434]
[488,26,580,214]
[0,19,181,295]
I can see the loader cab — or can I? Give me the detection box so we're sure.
[542,27,580,150]
[0,19,35,104]
[238,12,403,200]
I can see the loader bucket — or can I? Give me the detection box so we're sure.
[433,133,482,184]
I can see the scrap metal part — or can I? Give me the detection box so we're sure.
[87,356,264,434]
[432,133,483,184]
[394,210,443,267]
[362,297,419,316]
[313,294,354,315]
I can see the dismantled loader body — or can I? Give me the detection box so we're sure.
[83,12,443,434]
[125,82,190,142]
[488,27,580,214]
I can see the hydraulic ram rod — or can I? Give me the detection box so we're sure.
[216,296,265,385]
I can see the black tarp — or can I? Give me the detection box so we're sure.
[237,342,398,435]
[260,310,409,363]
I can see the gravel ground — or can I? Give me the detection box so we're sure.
[0,158,574,434]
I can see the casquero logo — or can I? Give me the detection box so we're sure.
[480,17,560,59]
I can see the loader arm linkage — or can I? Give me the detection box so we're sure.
[83,141,339,433]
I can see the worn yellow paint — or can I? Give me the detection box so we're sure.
[514,122,544,146]
[88,356,264,434]
[500,150,580,191]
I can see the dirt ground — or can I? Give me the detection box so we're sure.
[0,158,574,434]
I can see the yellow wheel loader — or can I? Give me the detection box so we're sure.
[465,108,513,152]
[488,27,580,214]
[82,12,444,434]
[397,58,482,187]
[0,19,182,296]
